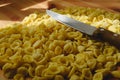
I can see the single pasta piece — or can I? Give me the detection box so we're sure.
[54,75,64,80]
[111,70,120,78]
[93,72,103,80]
[70,74,80,80]
[13,74,24,80]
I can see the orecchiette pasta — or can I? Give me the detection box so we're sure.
[87,59,97,70]
[54,75,64,80]
[81,68,92,80]
[54,46,63,55]
[93,72,103,80]
[0,7,120,80]
[23,54,34,63]
[17,66,28,76]
[111,70,120,78]
[70,74,80,80]
[68,66,77,78]
[23,41,32,48]
[24,47,34,54]
[97,54,106,63]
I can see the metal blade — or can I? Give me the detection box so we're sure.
[46,10,97,36]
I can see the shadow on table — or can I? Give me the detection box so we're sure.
[0,0,53,21]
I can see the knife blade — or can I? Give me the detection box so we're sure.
[46,10,120,49]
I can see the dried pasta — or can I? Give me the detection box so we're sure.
[0,7,120,80]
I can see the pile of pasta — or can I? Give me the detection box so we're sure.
[0,7,120,80]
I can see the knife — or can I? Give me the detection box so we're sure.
[46,10,120,49]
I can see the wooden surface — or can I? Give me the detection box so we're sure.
[0,0,120,27]
[0,0,120,80]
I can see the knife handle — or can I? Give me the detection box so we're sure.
[93,27,120,49]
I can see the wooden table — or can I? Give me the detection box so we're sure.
[0,0,120,80]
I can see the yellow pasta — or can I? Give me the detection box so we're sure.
[54,46,63,55]
[116,53,120,62]
[32,49,44,61]
[82,68,92,80]
[10,40,22,52]
[51,55,69,66]
[23,54,34,63]
[87,59,97,69]
[5,48,13,56]
[97,54,106,63]
[9,49,22,63]
[111,70,120,78]
[42,63,61,76]
[54,75,64,80]
[35,65,45,76]
[23,41,32,48]
[10,34,21,40]
[105,62,114,68]
[0,47,6,55]
[17,66,28,76]
[70,74,80,80]
[28,66,35,77]
[0,7,120,80]
[2,63,14,72]
[33,40,42,48]
[64,42,74,54]
[93,72,103,80]
[68,66,77,78]
[77,45,85,53]
[13,74,24,80]
[32,76,48,80]
[95,68,110,75]
[24,47,34,54]
[36,56,48,65]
